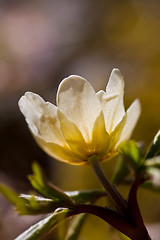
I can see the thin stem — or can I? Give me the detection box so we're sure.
[89,155,127,215]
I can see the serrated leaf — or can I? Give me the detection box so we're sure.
[120,141,142,172]
[29,162,74,206]
[65,214,86,240]
[65,189,106,204]
[15,208,71,240]
[146,130,160,159]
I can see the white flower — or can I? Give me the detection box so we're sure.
[18,68,141,165]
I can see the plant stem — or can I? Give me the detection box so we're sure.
[72,204,151,240]
[89,155,127,215]
[72,204,133,237]
[127,174,152,240]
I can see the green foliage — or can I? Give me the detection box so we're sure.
[15,208,71,240]
[0,185,19,205]
[0,162,107,239]
[65,214,87,240]
[120,141,142,171]
[17,194,70,215]
[114,136,160,189]
[66,189,106,204]
[144,157,160,187]
[112,156,129,185]
[28,162,74,206]
[145,130,160,159]
[144,130,160,187]
[4,134,160,240]
[142,130,160,189]
[0,185,72,215]
[112,141,142,185]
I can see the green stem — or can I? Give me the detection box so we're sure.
[89,155,127,215]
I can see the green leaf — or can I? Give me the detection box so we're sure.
[29,162,74,206]
[120,141,142,172]
[17,194,72,215]
[65,214,87,240]
[65,189,106,204]
[0,184,75,215]
[0,184,19,205]
[112,156,129,185]
[146,130,160,159]
[15,208,72,240]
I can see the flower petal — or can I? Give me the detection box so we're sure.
[57,75,101,141]
[35,135,87,165]
[91,111,110,156]
[18,92,66,145]
[117,99,141,146]
[108,113,127,152]
[57,109,88,157]
[97,69,125,133]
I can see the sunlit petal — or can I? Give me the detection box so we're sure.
[58,110,88,156]
[91,111,110,156]
[18,92,66,145]
[35,135,87,165]
[57,75,101,141]
[97,69,125,133]
[117,99,141,146]
[108,114,127,152]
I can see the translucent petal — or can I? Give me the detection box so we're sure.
[35,135,88,165]
[108,113,127,152]
[117,99,141,146]
[18,92,66,145]
[97,69,125,133]
[91,111,110,156]
[57,75,101,142]
[58,110,88,157]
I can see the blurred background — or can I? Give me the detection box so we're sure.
[0,0,160,239]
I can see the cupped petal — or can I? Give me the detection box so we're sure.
[108,113,127,152]
[57,109,89,157]
[97,69,125,133]
[91,111,110,156]
[18,92,66,145]
[57,75,101,142]
[35,135,88,165]
[116,99,141,146]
